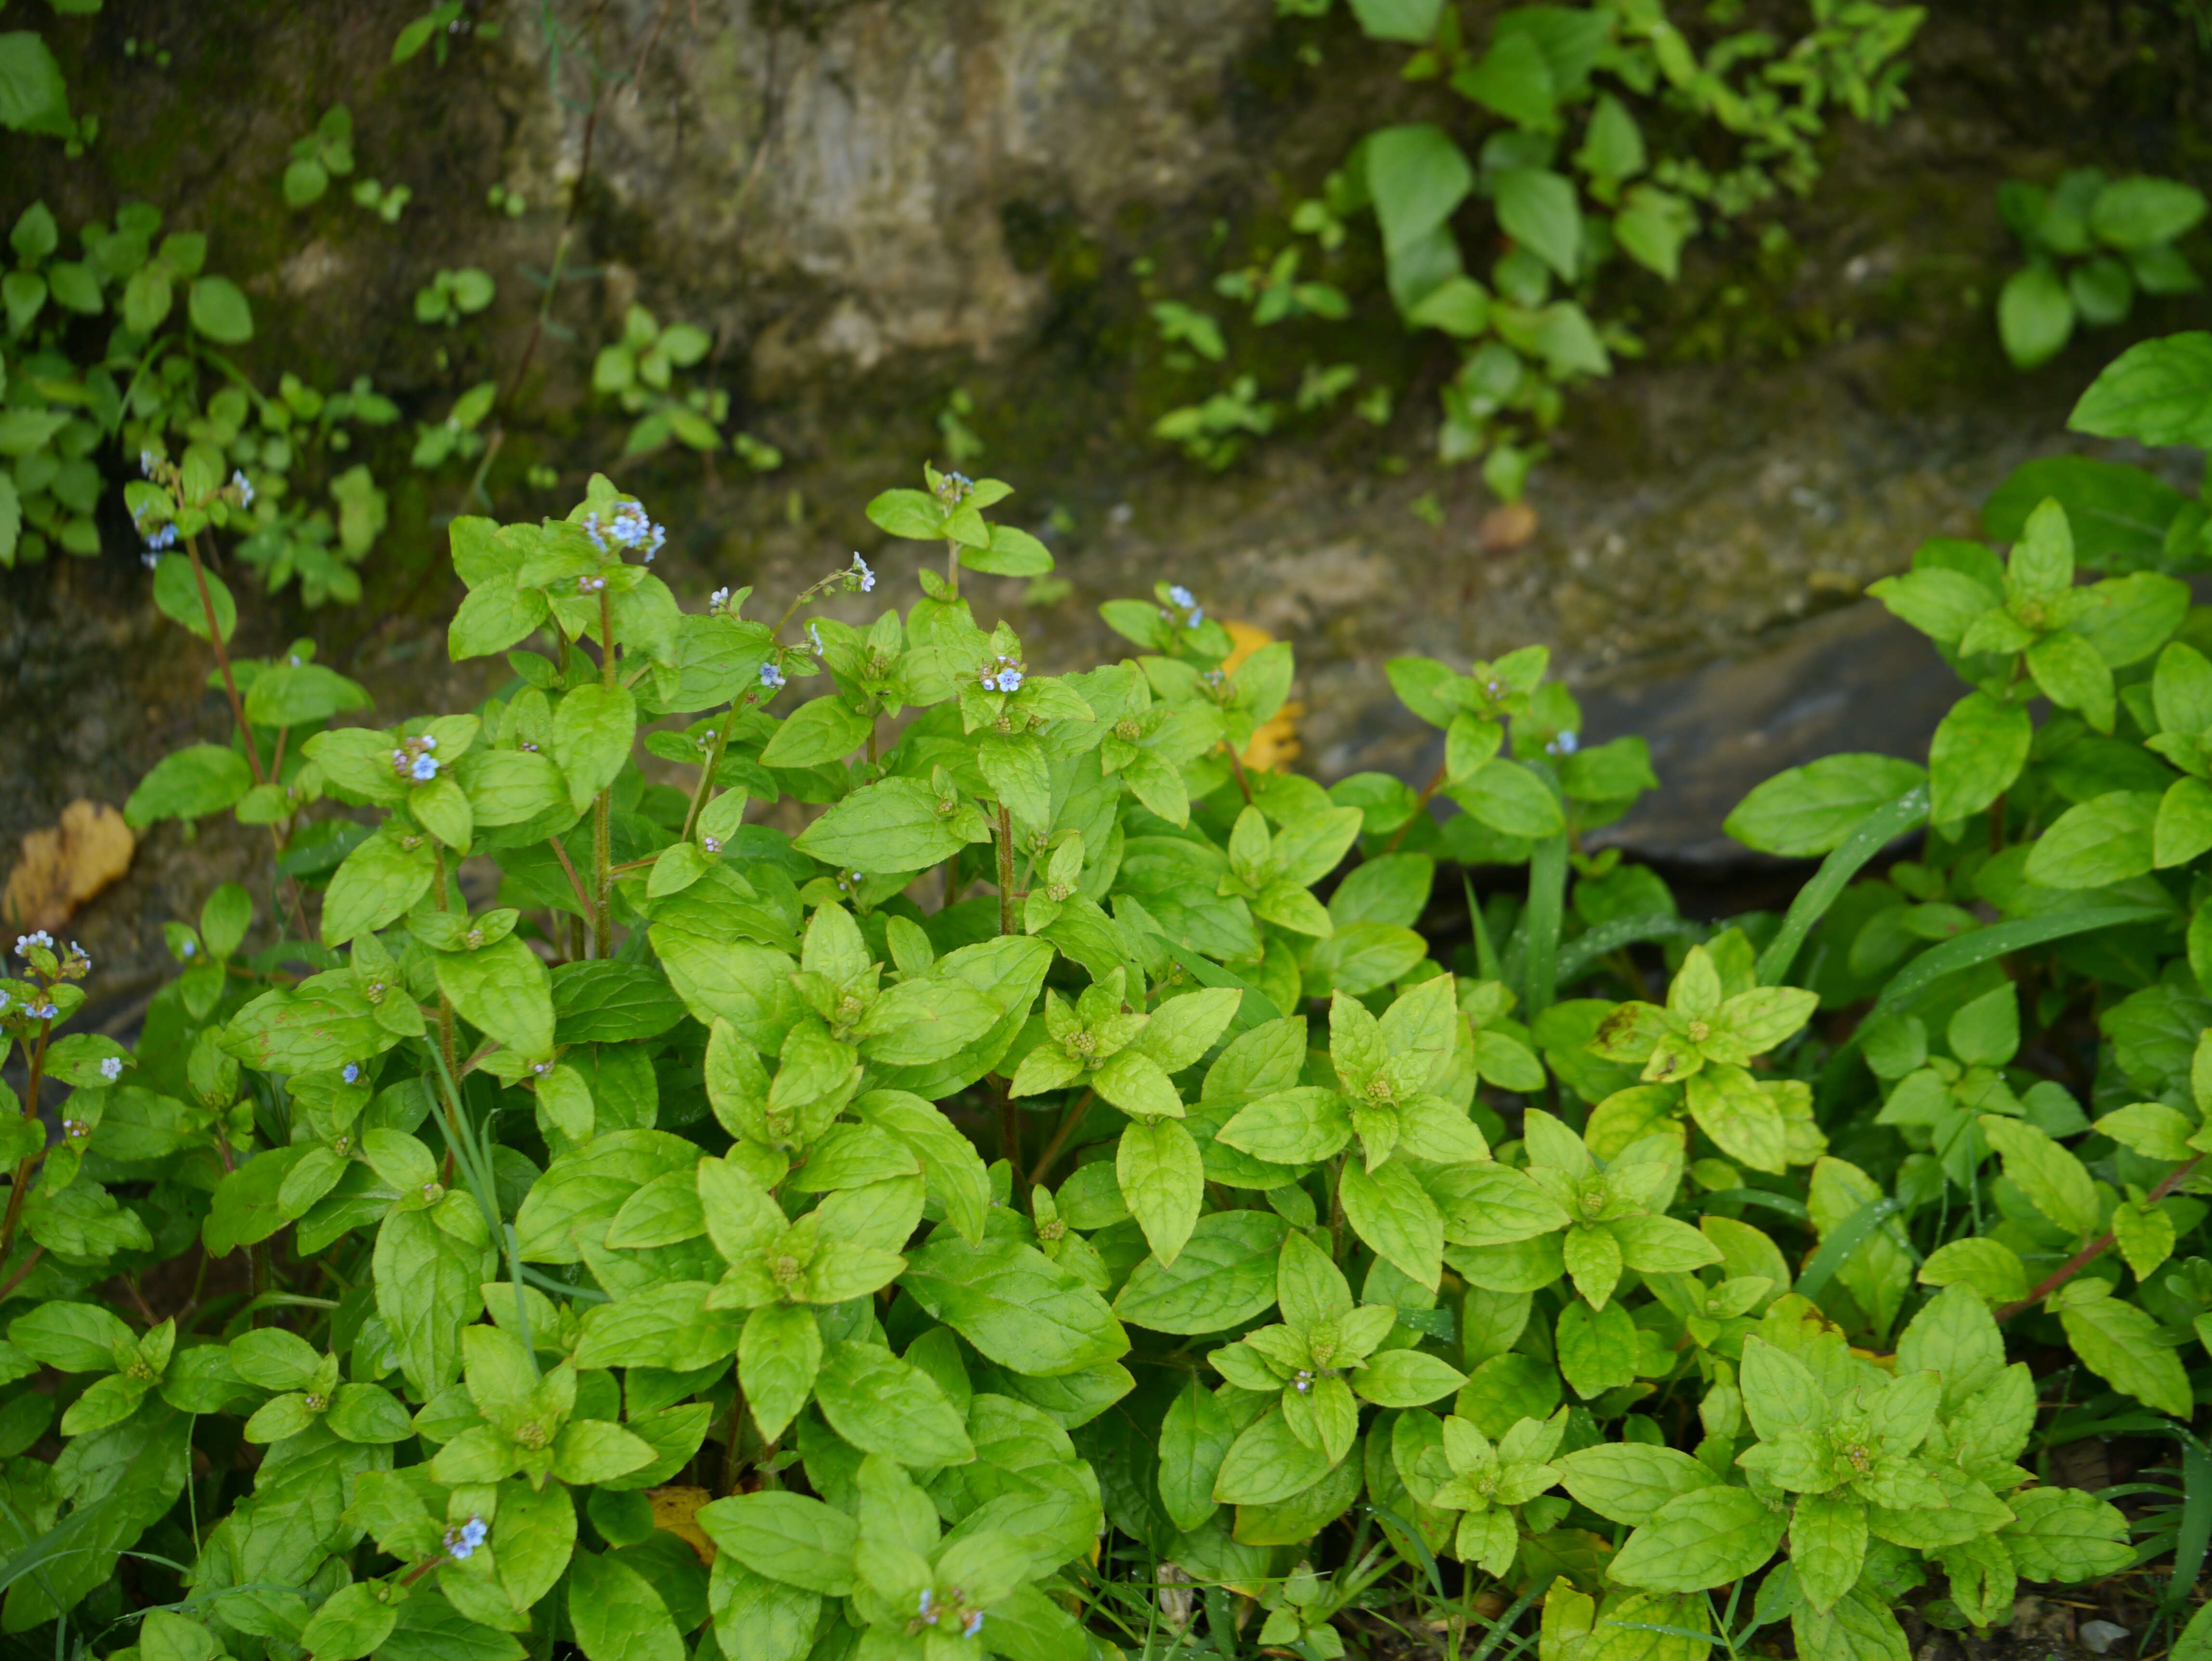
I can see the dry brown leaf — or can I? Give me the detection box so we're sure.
[3,800,134,932]
[647,1484,716,1565]
[1480,501,1539,552]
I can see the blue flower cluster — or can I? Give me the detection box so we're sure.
[584,499,666,561]
[391,735,440,783]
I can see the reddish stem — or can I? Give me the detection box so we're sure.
[1382,761,1448,856]
[1995,1155,2201,1323]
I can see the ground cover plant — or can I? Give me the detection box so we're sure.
[6,328,2212,1661]
[1145,0,1923,494]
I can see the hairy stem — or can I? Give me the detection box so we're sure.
[591,794,613,957]
[1224,740,1255,804]
[592,589,619,955]
[547,836,595,919]
[431,845,460,1081]
[0,1247,46,1306]
[185,533,264,787]
[1027,1090,1095,1189]
[719,1376,751,1495]
[679,690,756,845]
[995,805,1016,936]
[995,1075,1021,1177]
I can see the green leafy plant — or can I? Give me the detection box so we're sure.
[351,179,412,223]
[1997,168,2206,369]
[1148,0,1922,497]
[392,1,500,67]
[23,333,2212,1655]
[588,303,770,463]
[413,265,496,326]
[282,105,356,209]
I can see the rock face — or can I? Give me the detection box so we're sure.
[527,0,1272,383]
[3,0,2209,991]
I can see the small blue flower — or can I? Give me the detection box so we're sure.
[100,1056,123,1081]
[1168,585,1195,609]
[917,1589,935,1621]
[1186,607,1203,627]
[962,1612,984,1638]
[999,668,1024,692]
[583,512,606,553]
[980,673,999,691]
[411,753,440,783]
[851,553,875,592]
[14,931,53,958]
[138,450,155,477]
[342,1063,360,1084]
[445,1515,488,1560]
[760,660,786,690]
[606,501,665,560]
[231,469,254,508]
[181,939,197,958]
[1546,730,1579,757]
[709,586,732,614]
[145,523,178,552]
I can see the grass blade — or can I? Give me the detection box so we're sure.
[1795,1196,1914,1305]
[2166,1433,2212,1612]
[1554,913,1708,991]
[1867,905,2171,1022]
[1521,832,1568,1020]
[1147,933,1283,1029]
[1755,786,1927,987]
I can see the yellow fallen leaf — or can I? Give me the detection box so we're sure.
[1221,621,1302,774]
[648,1484,715,1566]
[3,800,134,932]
